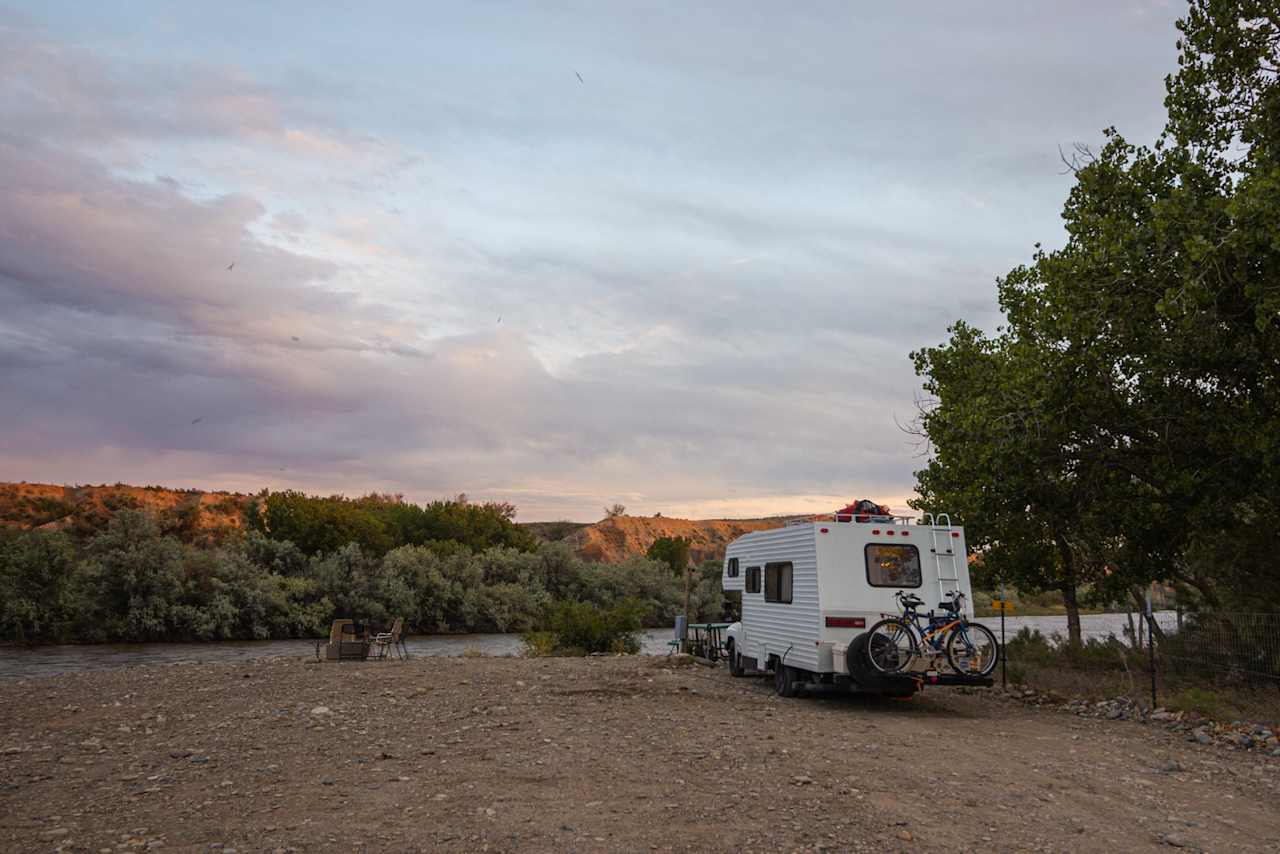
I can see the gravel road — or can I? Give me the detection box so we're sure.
[1,655,1277,852]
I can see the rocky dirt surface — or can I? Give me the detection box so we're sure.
[2,655,1279,853]
[995,686,1280,756]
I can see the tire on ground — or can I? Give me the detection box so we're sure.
[726,640,745,677]
[774,661,801,698]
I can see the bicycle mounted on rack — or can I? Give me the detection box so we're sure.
[865,589,1000,677]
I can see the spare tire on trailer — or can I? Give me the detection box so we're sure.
[847,633,873,680]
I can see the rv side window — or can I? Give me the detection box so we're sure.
[764,562,793,604]
[727,557,739,578]
[745,566,761,593]
[865,544,922,588]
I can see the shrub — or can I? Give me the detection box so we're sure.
[79,511,188,641]
[1166,686,1226,719]
[0,530,78,642]
[1005,627,1055,665]
[525,599,644,655]
[521,631,559,657]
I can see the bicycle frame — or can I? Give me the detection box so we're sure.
[885,599,974,658]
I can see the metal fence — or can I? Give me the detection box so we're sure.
[994,609,1280,708]
[1152,611,1280,685]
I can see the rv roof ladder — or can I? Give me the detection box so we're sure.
[925,513,962,602]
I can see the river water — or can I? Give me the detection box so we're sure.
[0,611,1179,679]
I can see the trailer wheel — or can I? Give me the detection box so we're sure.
[774,662,800,698]
[726,640,745,677]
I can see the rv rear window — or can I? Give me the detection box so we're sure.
[764,562,793,604]
[727,557,739,578]
[745,566,761,593]
[865,544,922,588]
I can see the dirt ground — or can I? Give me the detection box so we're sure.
[2,655,1278,853]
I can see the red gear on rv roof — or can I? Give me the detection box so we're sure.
[835,499,892,522]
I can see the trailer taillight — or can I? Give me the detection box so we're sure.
[871,529,880,535]
[901,531,909,536]
[951,532,960,538]
[825,617,866,628]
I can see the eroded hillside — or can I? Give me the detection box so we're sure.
[0,482,251,543]
[563,513,796,563]
[1,481,802,562]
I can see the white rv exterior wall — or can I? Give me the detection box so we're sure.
[725,524,821,672]
[725,519,972,676]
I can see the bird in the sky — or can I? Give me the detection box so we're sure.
[226,262,235,271]
[575,71,583,84]
[291,336,300,342]
[497,315,502,324]
[191,417,204,425]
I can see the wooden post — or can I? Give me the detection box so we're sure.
[683,563,691,622]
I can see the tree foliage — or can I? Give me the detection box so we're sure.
[0,516,729,644]
[646,536,692,576]
[247,490,538,556]
[913,0,1280,632]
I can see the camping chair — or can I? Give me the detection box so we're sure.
[331,619,355,643]
[369,618,406,661]
[315,619,367,661]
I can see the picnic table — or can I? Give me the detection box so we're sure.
[682,622,731,662]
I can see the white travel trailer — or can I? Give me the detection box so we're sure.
[722,512,983,697]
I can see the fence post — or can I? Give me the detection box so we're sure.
[1145,588,1156,709]
[1000,581,1007,690]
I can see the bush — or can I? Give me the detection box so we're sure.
[79,511,189,641]
[521,631,559,657]
[0,529,78,642]
[1166,686,1226,719]
[0,504,723,645]
[524,599,644,655]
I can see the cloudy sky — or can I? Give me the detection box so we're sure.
[1,2,1181,520]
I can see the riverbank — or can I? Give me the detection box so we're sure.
[2,656,1278,852]
[0,612,1180,680]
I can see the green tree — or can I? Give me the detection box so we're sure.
[252,490,392,556]
[646,536,691,576]
[914,0,1280,619]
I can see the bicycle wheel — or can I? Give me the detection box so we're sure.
[864,618,918,674]
[945,622,999,676]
